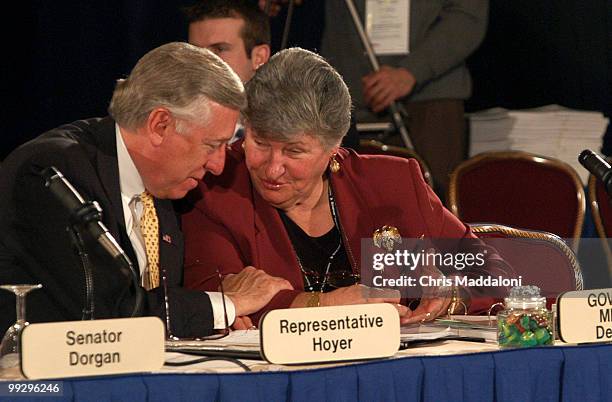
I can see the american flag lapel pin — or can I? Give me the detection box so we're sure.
[162,234,172,244]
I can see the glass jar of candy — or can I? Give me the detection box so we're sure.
[497,286,554,348]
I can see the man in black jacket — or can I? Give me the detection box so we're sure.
[0,42,292,337]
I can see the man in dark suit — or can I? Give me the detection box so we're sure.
[0,42,292,337]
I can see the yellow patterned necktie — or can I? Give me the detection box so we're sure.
[139,191,159,290]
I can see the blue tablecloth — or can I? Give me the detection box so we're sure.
[6,343,612,402]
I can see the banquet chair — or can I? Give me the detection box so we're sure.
[471,223,583,307]
[587,174,612,277]
[358,139,434,187]
[448,151,585,251]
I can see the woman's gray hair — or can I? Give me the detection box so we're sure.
[244,47,351,149]
[109,42,245,132]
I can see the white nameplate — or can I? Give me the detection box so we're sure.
[21,317,165,379]
[558,288,612,343]
[260,303,399,365]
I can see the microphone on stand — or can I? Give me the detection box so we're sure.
[39,166,143,317]
[41,167,131,268]
[578,149,612,195]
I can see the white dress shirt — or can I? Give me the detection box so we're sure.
[115,125,235,329]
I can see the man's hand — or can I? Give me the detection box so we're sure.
[362,66,416,113]
[223,266,294,316]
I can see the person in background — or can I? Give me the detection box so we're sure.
[182,48,512,328]
[188,0,361,149]
[184,0,271,144]
[320,0,489,196]
[185,0,271,83]
[0,42,292,337]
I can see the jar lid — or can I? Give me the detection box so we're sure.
[504,296,547,309]
[504,285,546,309]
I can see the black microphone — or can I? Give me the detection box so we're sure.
[40,167,132,269]
[579,149,612,195]
[39,166,143,317]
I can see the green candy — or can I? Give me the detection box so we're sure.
[520,315,531,330]
[501,322,512,337]
[506,327,521,344]
[520,331,538,347]
[534,327,552,345]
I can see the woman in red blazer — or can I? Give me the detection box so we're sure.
[182,48,512,327]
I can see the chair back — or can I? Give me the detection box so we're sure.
[449,151,585,251]
[358,139,434,187]
[471,223,583,307]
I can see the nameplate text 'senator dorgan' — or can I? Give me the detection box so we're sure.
[21,317,165,379]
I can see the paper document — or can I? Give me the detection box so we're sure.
[165,330,260,351]
[401,316,498,342]
[365,0,410,55]
[165,330,263,360]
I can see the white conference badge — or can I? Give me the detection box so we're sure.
[260,303,400,365]
[20,317,165,379]
[365,0,410,55]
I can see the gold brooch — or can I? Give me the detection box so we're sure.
[373,225,402,252]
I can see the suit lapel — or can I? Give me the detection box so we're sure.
[93,117,139,270]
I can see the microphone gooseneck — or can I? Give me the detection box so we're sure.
[39,166,143,318]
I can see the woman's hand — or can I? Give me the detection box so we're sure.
[401,249,453,324]
[319,284,410,320]
[400,296,451,325]
[232,316,255,330]
[320,284,397,306]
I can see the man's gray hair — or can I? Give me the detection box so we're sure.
[244,47,351,149]
[109,42,245,132]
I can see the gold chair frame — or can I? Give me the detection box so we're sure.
[448,151,585,251]
[471,223,583,291]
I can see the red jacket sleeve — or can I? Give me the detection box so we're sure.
[182,203,245,291]
[182,194,304,323]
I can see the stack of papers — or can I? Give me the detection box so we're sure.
[469,105,609,183]
[402,315,498,343]
[165,330,262,360]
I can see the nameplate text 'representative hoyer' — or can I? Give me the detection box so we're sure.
[259,303,399,365]
[558,288,612,344]
[20,317,165,379]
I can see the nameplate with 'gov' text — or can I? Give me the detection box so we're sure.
[558,288,612,344]
[259,303,399,365]
[21,317,165,379]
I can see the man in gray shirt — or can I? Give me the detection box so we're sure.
[321,0,488,195]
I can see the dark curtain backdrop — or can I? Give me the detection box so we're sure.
[467,0,611,112]
[3,0,188,159]
[3,0,610,159]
